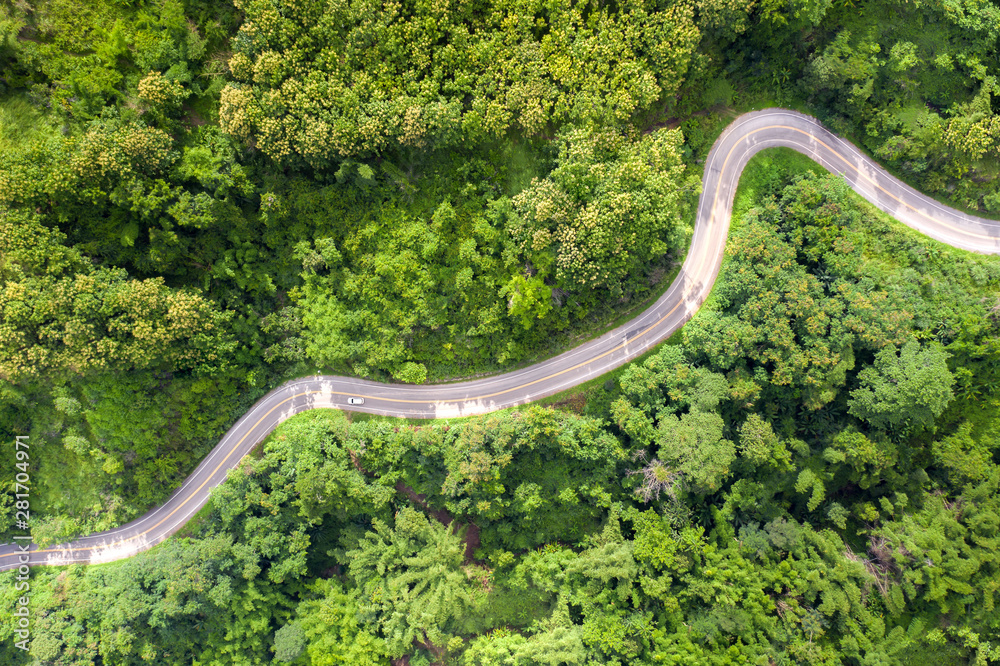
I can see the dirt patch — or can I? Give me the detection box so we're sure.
[183,106,207,127]
[461,522,481,564]
[348,448,367,474]
[648,265,666,286]
[394,480,453,526]
[414,629,453,664]
[545,392,587,414]
[319,565,342,579]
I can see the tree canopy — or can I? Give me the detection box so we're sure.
[2,0,1000,664]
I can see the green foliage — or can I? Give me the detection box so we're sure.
[220,0,701,163]
[295,579,389,665]
[348,507,479,658]
[213,409,394,583]
[0,534,295,665]
[285,127,694,380]
[737,413,792,471]
[795,1,1000,213]
[656,409,735,494]
[510,126,694,296]
[848,339,955,434]
[613,345,728,423]
[0,265,234,382]
[872,471,1000,619]
[684,179,902,409]
[4,2,1000,665]
[273,621,307,662]
[0,0,232,125]
[357,407,626,551]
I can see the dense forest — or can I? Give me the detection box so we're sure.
[1,0,999,663]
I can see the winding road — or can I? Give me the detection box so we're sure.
[3,108,999,573]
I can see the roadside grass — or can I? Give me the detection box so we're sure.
[730,147,825,230]
[346,410,482,428]
[30,449,109,545]
[173,498,215,540]
[344,326,687,429]
[850,187,1000,296]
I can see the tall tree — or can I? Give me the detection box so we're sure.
[348,507,480,659]
[848,339,954,433]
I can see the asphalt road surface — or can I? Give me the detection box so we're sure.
[3,109,998,572]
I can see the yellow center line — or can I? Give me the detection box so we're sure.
[5,121,995,565]
[778,125,999,242]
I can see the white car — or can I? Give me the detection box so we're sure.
[347,397,365,405]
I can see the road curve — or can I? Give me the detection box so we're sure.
[3,108,999,572]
